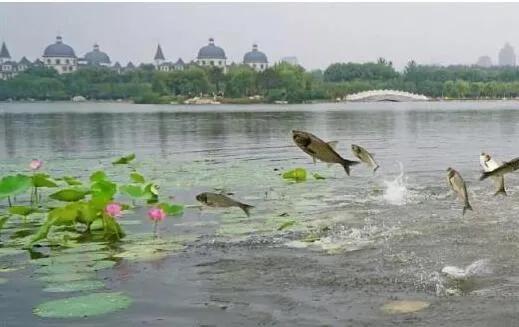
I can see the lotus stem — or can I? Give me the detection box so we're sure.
[153,221,158,239]
[7,196,12,207]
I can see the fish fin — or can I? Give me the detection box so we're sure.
[494,186,507,196]
[373,165,380,173]
[463,203,473,216]
[327,141,339,150]
[240,204,254,217]
[342,159,360,176]
[313,156,317,165]
[480,171,492,181]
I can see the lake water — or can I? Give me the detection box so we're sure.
[1,101,519,326]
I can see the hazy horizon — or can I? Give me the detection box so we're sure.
[1,3,518,70]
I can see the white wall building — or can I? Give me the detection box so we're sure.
[42,36,77,74]
[243,44,268,71]
[196,38,227,72]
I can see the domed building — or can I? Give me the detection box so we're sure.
[243,44,268,71]
[196,38,227,72]
[42,36,77,74]
[83,44,111,66]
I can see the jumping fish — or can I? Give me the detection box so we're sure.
[447,167,472,215]
[196,192,254,217]
[292,130,359,175]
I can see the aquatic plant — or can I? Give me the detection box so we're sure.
[0,154,186,246]
[148,207,166,238]
[282,168,327,182]
[29,159,43,171]
[282,168,307,182]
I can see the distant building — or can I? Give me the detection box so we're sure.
[196,38,227,72]
[243,44,268,71]
[33,58,44,67]
[0,42,32,80]
[154,44,165,67]
[113,61,122,74]
[125,61,135,71]
[81,44,111,67]
[0,42,17,80]
[42,36,77,74]
[476,55,492,68]
[281,56,298,66]
[18,56,31,71]
[498,43,516,67]
[153,44,185,72]
[173,58,185,71]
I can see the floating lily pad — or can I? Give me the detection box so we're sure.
[381,300,430,314]
[61,243,108,254]
[114,245,182,262]
[282,168,307,182]
[0,248,26,258]
[34,260,116,275]
[31,252,111,266]
[112,153,136,165]
[38,273,95,283]
[33,292,132,318]
[43,280,105,293]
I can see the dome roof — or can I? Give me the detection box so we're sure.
[43,36,76,58]
[197,38,226,60]
[243,44,268,64]
[84,44,110,65]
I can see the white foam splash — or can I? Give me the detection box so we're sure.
[383,161,408,206]
[441,259,492,280]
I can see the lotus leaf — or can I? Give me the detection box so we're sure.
[0,174,32,199]
[43,280,105,293]
[112,153,136,165]
[33,292,132,318]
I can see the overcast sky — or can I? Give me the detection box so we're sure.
[0,3,518,70]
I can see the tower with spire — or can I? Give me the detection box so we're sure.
[154,44,165,67]
[0,41,11,64]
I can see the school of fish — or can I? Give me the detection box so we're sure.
[196,129,519,217]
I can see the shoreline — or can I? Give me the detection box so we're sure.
[3,98,519,105]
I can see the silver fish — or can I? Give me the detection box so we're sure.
[196,192,253,217]
[479,152,506,196]
[447,167,472,215]
[351,144,379,172]
[480,157,519,181]
[292,130,359,175]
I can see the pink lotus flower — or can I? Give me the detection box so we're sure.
[148,207,166,222]
[105,203,123,218]
[29,159,43,171]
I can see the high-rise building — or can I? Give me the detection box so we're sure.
[498,43,516,67]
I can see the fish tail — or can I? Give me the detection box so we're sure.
[480,171,492,181]
[494,185,507,196]
[463,202,473,216]
[342,159,360,176]
[239,204,254,217]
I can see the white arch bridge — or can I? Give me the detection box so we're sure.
[345,90,429,102]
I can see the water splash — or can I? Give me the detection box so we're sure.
[383,162,407,206]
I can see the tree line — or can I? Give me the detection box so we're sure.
[3,59,519,103]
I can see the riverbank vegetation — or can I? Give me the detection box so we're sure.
[4,59,519,103]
